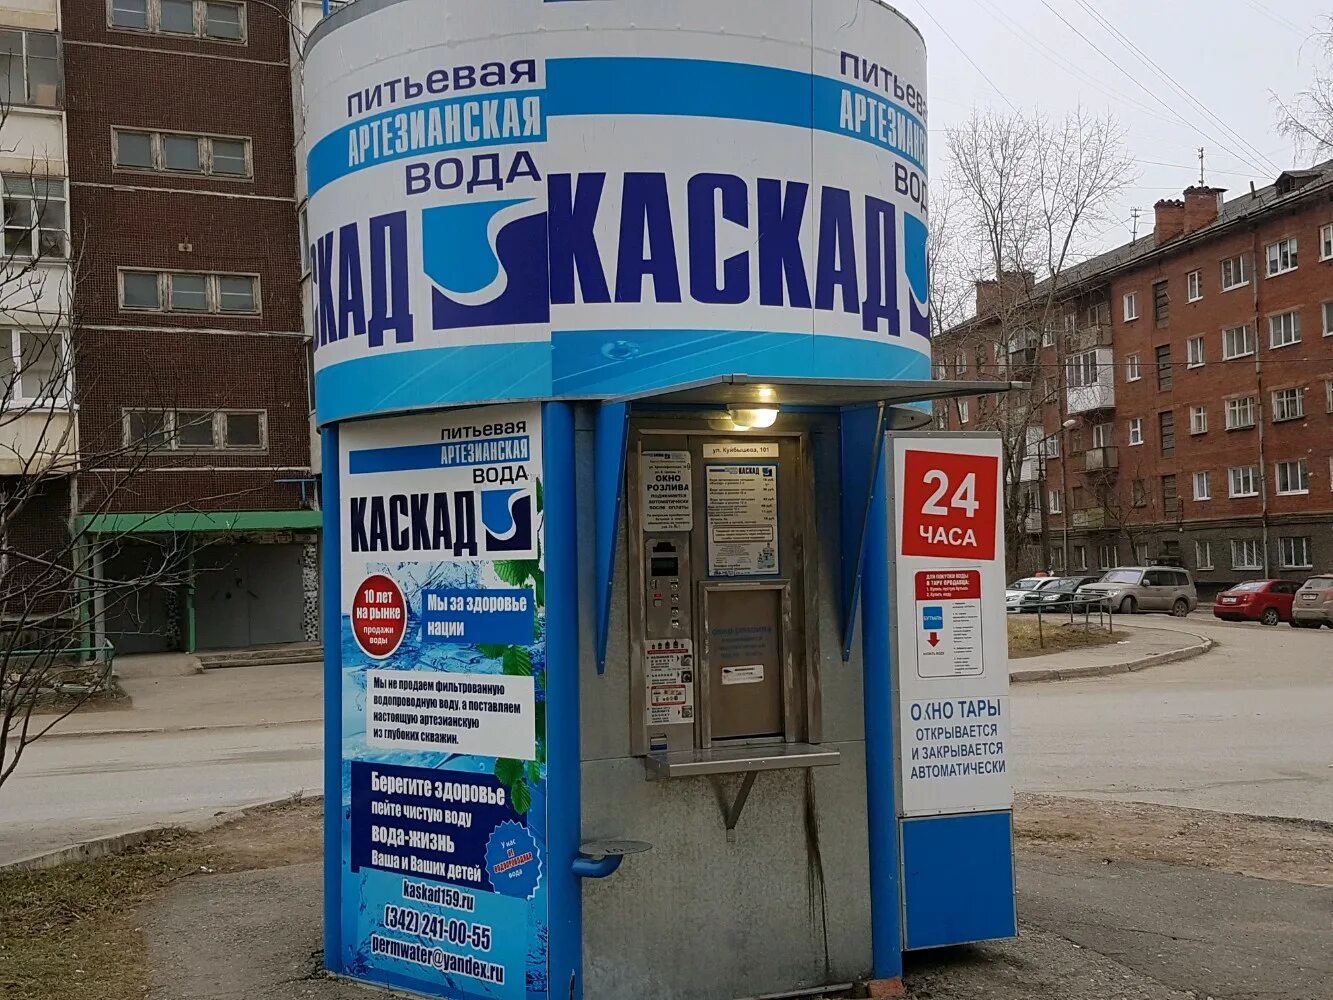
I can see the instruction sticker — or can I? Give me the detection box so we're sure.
[914,570,984,678]
[641,451,693,532]
[721,664,765,685]
[706,464,779,577]
[645,638,694,725]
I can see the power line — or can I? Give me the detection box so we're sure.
[907,3,1020,113]
[1074,0,1282,175]
[1035,0,1273,178]
[1238,0,1309,37]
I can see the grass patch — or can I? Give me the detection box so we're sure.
[1008,614,1124,659]
[0,798,321,1000]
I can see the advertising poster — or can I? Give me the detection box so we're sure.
[339,403,548,999]
[890,435,1010,818]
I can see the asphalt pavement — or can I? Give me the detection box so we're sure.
[1012,612,1333,823]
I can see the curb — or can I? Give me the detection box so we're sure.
[0,791,324,872]
[41,717,323,741]
[1010,625,1216,684]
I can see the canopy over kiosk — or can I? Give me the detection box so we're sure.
[307,3,1019,997]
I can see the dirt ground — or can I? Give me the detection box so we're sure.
[3,794,1330,1000]
[1015,792,1333,887]
[1007,616,1123,658]
[0,798,323,1000]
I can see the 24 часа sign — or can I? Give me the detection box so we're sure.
[304,0,931,425]
[338,403,547,999]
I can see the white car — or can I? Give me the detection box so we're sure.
[1006,576,1052,612]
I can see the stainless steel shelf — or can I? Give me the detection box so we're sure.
[643,743,841,779]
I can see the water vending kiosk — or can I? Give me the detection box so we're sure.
[308,3,1019,998]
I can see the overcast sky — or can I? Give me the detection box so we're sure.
[894,0,1330,250]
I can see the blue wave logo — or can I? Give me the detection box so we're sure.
[424,199,550,329]
[481,488,534,554]
[903,212,930,338]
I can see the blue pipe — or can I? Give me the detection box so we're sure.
[860,435,903,981]
[320,425,343,975]
[571,854,624,879]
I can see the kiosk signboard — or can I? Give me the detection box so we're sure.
[337,403,548,998]
[889,434,1009,818]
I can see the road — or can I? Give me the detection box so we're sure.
[1012,612,1333,823]
[0,724,321,865]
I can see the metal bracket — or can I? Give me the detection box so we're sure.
[712,770,759,842]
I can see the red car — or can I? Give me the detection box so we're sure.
[1212,580,1301,625]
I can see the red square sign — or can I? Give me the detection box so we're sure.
[900,449,1000,561]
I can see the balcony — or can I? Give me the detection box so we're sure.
[1083,446,1119,476]
[1066,347,1116,415]
[1071,506,1110,530]
[0,409,78,476]
[1066,322,1113,354]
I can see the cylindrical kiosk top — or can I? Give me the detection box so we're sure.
[305,0,929,425]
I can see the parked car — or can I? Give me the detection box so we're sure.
[1291,575,1333,629]
[1021,575,1105,613]
[1006,576,1053,612]
[1077,566,1197,617]
[1212,580,1300,625]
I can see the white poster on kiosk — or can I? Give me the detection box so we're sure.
[889,432,1011,817]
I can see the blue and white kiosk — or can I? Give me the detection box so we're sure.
[307,3,1018,997]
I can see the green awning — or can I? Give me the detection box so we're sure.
[78,511,323,534]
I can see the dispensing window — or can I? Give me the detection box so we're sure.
[626,425,832,780]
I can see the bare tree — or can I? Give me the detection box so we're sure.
[1275,17,1333,159]
[937,108,1136,573]
[0,106,254,791]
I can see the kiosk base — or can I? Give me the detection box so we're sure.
[867,977,907,998]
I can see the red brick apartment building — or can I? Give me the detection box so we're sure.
[936,163,1333,596]
[0,0,318,653]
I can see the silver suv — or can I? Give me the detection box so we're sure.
[1077,566,1198,617]
[1292,575,1333,628]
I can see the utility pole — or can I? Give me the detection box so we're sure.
[1198,147,1206,185]
[1130,207,1142,241]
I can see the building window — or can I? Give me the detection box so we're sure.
[1195,540,1213,570]
[1044,434,1061,459]
[1269,310,1302,349]
[1156,344,1173,389]
[1,175,67,259]
[1050,548,1066,574]
[1272,387,1305,422]
[1322,223,1333,261]
[1279,536,1313,569]
[1221,254,1249,290]
[1328,379,1333,413]
[1186,336,1205,368]
[112,129,252,178]
[1134,542,1149,564]
[0,29,60,108]
[1123,291,1139,321]
[1049,489,1063,514]
[1088,301,1111,325]
[123,408,267,451]
[1158,410,1176,455]
[1152,280,1169,326]
[1098,543,1117,569]
[1132,479,1148,507]
[1193,471,1211,501]
[117,269,260,314]
[1186,269,1202,302]
[0,329,70,406]
[1066,351,1100,387]
[109,0,246,41]
[1266,237,1298,277]
[1275,459,1309,495]
[1222,324,1255,360]
[956,400,969,424]
[1231,539,1263,570]
[1161,472,1179,512]
[1189,405,1207,434]
[1126,354,1142,381]
[1073,544,1088,571]
[1225,396,1258,430]
[1091,423,1112,448]
[1324,302,1333,337]
[1128,417,1143,446]
[1228,465,1259,498]
[1041,325,1055,348]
